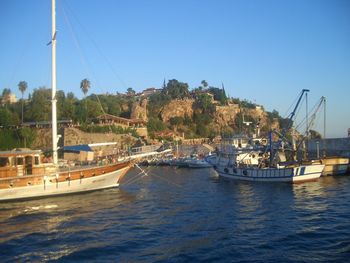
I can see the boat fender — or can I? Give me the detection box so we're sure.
[233,168,237,174]
[243,170,248,176]
[213,165,217,169]
[224,168,229,173]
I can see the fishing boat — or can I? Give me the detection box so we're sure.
[0,0,131,201]
[215,155,324,183]
[214,89,325,183]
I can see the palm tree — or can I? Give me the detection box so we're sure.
[201,80,208,89]
[18,81,28,124]
[80,78,91,122]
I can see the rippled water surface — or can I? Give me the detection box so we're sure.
[1,167,350,262]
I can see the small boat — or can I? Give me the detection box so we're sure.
[186,159,212,168]
[173,156,212,168]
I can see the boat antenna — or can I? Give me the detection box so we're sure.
[51,0,58,165]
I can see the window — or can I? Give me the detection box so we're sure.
[16,157,24,165]
[34,156,39,165]
[0,157,9,167]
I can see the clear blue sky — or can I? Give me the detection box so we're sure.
[0,0,349,138]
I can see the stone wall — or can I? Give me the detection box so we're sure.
[307,138,350,157]
[63,128,136,149]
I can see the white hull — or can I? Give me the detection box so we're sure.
[187,161,213,168]
[216,164,324,183]
[0,166,129,201]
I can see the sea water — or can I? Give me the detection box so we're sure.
[0,167,349,262]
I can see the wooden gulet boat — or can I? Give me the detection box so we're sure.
[0,150,130,201]
[0,0,131,201]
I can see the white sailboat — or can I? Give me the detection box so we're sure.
[0,0,131,201]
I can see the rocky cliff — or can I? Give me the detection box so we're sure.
[214,104,240,126]
[131,99,148,121]
[160,99,194,122]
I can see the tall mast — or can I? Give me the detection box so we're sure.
[51,0,58,165]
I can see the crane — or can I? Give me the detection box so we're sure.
[269,89,310,164]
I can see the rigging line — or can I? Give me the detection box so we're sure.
[60,1,111,131]
[122,173,147,186]
[60,2,91,79]
[61,0,129,90]
[122,164,150,185]
[122,172,145,185]
[295,99,320,130]
[134,163,149,176]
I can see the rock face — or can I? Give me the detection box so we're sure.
[214,104,240,126]
[131,99,148,121]
[160,99,194,122]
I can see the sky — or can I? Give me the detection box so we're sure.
[0,0,349,138]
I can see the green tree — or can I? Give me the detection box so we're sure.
[163,79,190,100]
[147,117,166,133]
[1,88,11,98]
[18,81,28,124]
[0,129,21,150]
[196,123,209,137]
[209,87,227,105]
[127,87,136,95]
[201,80,208,89]
[20,127,36,148]
[196,93,215,114]
[1,88,11,107]
[56,90,66,120]
[26,87,51,121]
[0,107,20,126]
[80,78,91,122]
[63,92,77,120]
[169,116,183,132]
[309,129,322,139]
[86,99,103,121]
[80,78,91,96]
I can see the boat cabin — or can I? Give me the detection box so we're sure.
[0,150,52,178]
